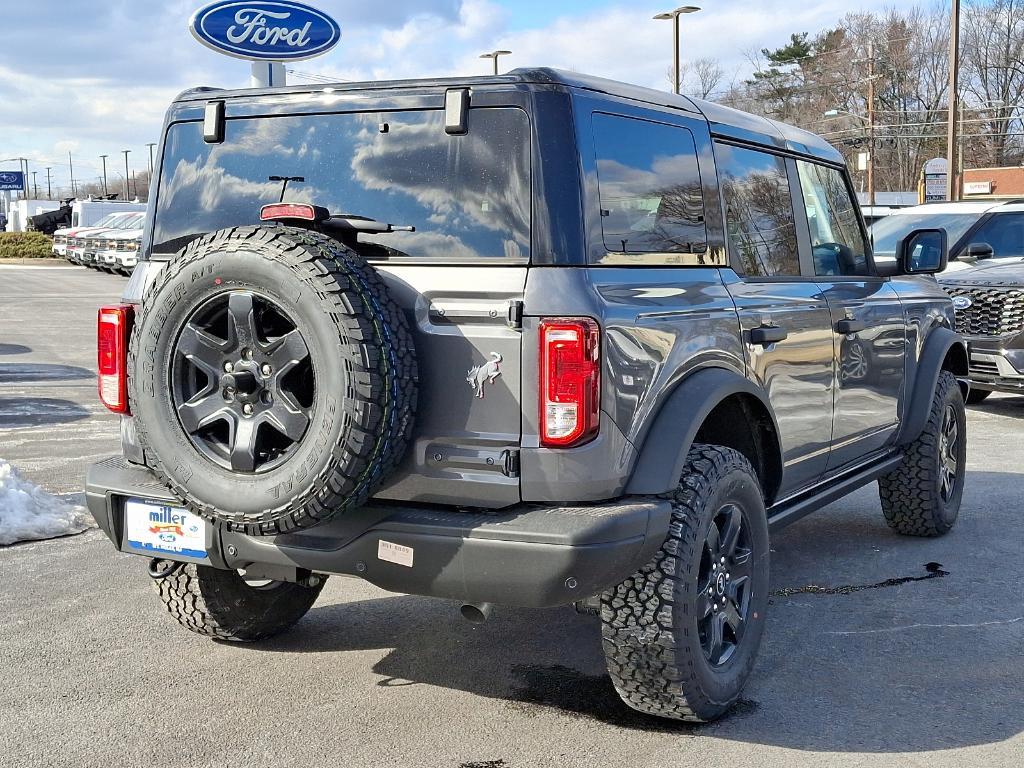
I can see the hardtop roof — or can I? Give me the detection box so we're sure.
[175,66,843,165]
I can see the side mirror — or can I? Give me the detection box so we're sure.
[966,242,994,260]
[896,228,948,275]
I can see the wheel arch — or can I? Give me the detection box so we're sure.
[625,367,784,504]
[897,326,968,446]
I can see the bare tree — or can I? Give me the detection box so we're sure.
[681,57,726,99]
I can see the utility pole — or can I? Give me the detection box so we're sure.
[45,167,52,199]
[132,170,137,200]
[32,171,38,198]
[99,155,108,196]
[146,143,157,177]
[654,6,701,95]
[121,150,131,200]
[68,152,76,197]
[946,0,961,202]
[867,42,876,207]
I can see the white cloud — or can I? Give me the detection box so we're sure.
[1,0,894,194]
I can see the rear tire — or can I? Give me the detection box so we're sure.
[152,562,324,642]
[965,388,991,405]
[878,370,966,537]
[601,444,770,722]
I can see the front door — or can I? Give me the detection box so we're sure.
[792,158,905,470]
[715,142,836,494]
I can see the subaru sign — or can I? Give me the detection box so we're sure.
[0,171,25,191]
[189,1,341,61]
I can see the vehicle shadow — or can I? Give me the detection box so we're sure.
[0,363,93,383]
[0,397,91,428]
[244,470,1024,752]
[0,343,32,356]
[972,394,1024,419]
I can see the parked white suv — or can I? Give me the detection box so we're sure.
[870,200,1024,273]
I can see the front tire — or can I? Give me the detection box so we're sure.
[965,388,991,405]
[601,444,770,722]
[878,370,966,537]
[152,562,325,642]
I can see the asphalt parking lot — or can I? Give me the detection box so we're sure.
[2,263,1024,768]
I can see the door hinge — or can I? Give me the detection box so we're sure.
[500,449,520,478]
[506,300,524,330]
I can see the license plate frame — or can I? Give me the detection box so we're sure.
[123,498,209,560]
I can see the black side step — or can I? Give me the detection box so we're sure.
[767,452,903,533]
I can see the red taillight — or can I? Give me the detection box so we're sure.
[259,203,328,222]
[97,305,134,414]
[540,318,601,447]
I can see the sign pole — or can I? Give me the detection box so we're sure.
[250,61,286,88]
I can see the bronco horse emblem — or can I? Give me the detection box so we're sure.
[467,352,503,398]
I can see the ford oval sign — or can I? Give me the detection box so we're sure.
[952,295,973,311]
[189,1,341,62]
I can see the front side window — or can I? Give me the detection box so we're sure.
[716,143,800,277]
[592,113,709,264]
[963,213,1024,258]
[153,108,531,261]
[796,160,871,276]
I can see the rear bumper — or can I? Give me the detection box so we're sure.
[86,456,671,608]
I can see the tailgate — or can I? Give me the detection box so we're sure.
[372,265,526,507]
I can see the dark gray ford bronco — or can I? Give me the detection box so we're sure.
[87,69,968,722]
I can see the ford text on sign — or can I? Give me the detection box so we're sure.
[189,1,341,61]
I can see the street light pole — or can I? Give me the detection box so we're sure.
[146,143,157,177]
[946,0,961,202]
[479,50,512,75]
[32,171,38,198]
[122,150,131,200]
[99,155,108,196]
[45,167,52,199]
[654,6,701,95]
[867,42,876,207]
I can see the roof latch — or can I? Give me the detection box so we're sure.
[203,100,225,144]
[444,88,470,135]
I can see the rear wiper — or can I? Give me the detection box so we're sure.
[325,214,415,234]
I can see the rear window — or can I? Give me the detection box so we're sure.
[870,210,981,255]
[152,108,531,261]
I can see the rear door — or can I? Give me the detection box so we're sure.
[793,159,904,469]
[715,142,837,494]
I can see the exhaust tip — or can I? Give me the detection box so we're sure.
[460,602,493,623]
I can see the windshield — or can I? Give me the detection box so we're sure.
[869,211,981,254]
[152,108,531,262]
[91,213,121,229]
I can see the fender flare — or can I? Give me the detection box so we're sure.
[625,367,782,496]
[897,326,968,446]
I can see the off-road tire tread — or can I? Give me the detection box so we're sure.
[130,225,417,535]
[152,561,325,642]
[878,370,963,537]
[600,444,762,723]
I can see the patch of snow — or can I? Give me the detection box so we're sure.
[0,459,95,546]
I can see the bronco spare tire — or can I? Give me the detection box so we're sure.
[129,225,417,535]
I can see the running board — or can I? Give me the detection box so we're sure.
[767,452,904,533]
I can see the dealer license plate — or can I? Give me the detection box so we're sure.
[124,499,208,559]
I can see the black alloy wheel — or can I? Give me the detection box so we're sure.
[170,290,314,473]
[938,404,960,503]
[698,503,753,667]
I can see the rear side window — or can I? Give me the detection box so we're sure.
[796,160,870,276]
[716,143,800,277]
[152,108,531,261]
[591,113,709,264]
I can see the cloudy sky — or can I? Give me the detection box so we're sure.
[1,0,893,196]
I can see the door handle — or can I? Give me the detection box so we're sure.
[749,325,788,345]
[835,318,868,335]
